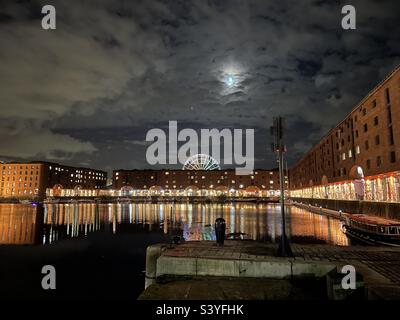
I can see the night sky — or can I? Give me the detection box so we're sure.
[0,0,399,174]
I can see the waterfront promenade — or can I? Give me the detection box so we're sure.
[140,240,400,300]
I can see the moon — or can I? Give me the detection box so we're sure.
[224,74,235,87]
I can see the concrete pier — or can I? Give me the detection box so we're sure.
[145,243,169,289]
[291,198,400,220]
[292,201,348,220]
[139,240,400,300]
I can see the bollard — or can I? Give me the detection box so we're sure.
[215,218,226,247]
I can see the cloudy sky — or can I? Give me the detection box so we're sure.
[0,0,399,173]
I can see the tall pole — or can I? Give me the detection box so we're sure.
[271,117,293,257]
[285,159,290,199]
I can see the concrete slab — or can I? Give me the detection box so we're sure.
[144,240,400,299]
[196,258,237,277]
[291,261,337,278]
[156,256,197,276]
[139,277,326,300]
[237,259,292,279]
[154,254,337,280]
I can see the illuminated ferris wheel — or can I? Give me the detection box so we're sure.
[183,154,221,170]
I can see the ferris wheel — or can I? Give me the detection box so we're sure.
[183,154,221,170]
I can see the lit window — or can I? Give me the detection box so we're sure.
[342,153,346,160]
[356,146,360,154]
[348,150,352,158]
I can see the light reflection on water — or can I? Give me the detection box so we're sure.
[0,203,349,246]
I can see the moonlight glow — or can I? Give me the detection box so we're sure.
[224,75,235,87]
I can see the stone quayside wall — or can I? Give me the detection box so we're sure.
[292,197,400,221]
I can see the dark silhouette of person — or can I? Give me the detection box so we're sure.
[215,218,226,247]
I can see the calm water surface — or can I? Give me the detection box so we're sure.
[0,202,349,246]
[0,202,351,300]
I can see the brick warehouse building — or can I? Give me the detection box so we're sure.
[0,161,107,199]
[112,168,286,197]
[290,65,400,202]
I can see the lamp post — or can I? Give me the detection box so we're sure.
[271,117,293,257]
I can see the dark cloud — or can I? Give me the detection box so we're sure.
[0,0,399,173]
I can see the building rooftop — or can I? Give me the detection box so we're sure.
[291,64,400,168]
[1,160,107,173]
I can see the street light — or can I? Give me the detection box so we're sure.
[271,116,293,257]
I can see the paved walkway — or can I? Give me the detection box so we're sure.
[162,240,400,285]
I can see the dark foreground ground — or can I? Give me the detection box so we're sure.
[0,231,168,300]
[139,276,331,300]
[140,240,400,300]
[2,235,400,300]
